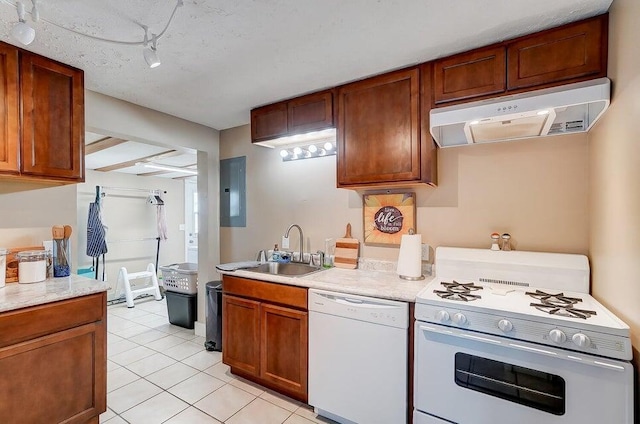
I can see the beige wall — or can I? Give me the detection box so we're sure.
[220,125,589,264]
[589,0,640,365]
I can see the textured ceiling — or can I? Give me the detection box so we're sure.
[0,0,613,130]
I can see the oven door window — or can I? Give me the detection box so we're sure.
[455,352,565,415]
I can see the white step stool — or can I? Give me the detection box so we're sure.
[118,263,163,308]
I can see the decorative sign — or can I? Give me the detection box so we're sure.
[363,193,416,245]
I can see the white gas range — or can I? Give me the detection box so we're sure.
[413,247,634,424]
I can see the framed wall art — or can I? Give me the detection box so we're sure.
[363,192,416,246]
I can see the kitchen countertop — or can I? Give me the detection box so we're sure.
[0,275,110,313]
[220,264,433,302]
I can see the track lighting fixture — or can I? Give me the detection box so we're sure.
[2,0,183,68]
[143,31,161,69]
[10,2,35,45]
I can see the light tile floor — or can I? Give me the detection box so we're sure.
[102,297,336,424]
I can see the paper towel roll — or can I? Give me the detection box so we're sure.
[397,233,424,280]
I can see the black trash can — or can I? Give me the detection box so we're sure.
[165,291,198,329]
[204,281,223,351]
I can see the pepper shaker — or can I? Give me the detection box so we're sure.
[501,233,512,251]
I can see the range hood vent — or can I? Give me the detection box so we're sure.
[430,78,610,148]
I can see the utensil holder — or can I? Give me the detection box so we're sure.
[53,239,71,277]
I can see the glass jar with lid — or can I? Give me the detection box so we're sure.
[16,250,48,284]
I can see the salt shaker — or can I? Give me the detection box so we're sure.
[501,233,512,251]
[490,233,501,251]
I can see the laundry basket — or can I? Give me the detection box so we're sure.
[159,263,198,294]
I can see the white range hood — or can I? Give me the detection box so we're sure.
[430,78,610,148]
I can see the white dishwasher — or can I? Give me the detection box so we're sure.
[308,288,409,424]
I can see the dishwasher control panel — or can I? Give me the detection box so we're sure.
[308,288,409,329]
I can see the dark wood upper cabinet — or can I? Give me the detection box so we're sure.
[420,63,438,186]
[20,53,84,181]
[288,91,333,134]
[337,67,430,187]
[251,90,334,143]
[251,102,288,142]
[434,45,506,104]
[0,43,19,174]
[507,14,608,90]
[0,42,85,183]
[433,14,608,107]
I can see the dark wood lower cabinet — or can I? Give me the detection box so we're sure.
[222,295,260,376]
[0,292,106,424]
[260,303,308,396]
[222,276,308,402]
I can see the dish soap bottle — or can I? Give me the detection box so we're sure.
[271,244,280,262]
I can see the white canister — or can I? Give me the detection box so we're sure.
[16,250,47,284]
[0,248,7,288]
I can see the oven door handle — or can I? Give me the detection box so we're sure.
[418,324,629,372]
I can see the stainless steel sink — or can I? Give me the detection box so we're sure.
[247,262,326,277]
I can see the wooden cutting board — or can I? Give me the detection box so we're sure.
[334,223,359,269]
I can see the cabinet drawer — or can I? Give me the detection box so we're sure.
[434,45,506,104]
[0,292,105,348]
[223,275,307,310]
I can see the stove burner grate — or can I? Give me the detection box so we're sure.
[530,301,597,319]
[434,280,483,302]
[526,290,596,319]
[525,289,583,306]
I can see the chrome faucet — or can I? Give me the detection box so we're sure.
[284,224,304,263]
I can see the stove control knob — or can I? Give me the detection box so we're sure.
[572,333,591,348]
[452,312,467,325]
[549,329,567,344]
[497,319,513,333]
[436,310,450,322]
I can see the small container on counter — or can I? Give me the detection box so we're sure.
[16,250,48,284]
[53,239,71,277]
[0,248,7,288]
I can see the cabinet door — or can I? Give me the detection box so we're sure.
[0,322,106,423]
[287,90,333,135]
[223,294,261,376]
[337,68,422,186]
[0,43,19,173]
[251,102,288,142]
[434,45,506,104]
[420,63,438,185]
[260,303,308,398]
[20,53,84,181]
[507,14,607,90]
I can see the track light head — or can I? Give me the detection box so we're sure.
[11,21,35,45]
[143,32,161,68]
[144,46,161,68]
[11,2,35,45]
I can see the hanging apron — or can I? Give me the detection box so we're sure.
[86,201,108,280]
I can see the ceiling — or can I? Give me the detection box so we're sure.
[84,132,197,179]
[0,0,613,132]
